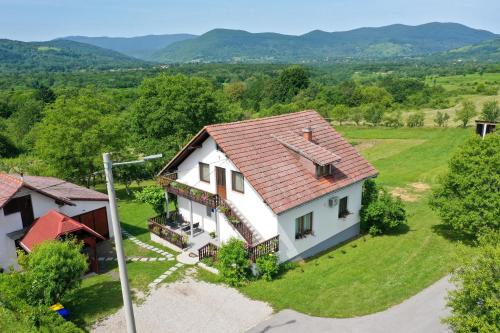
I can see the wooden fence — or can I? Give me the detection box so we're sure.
[198,242,219,261]
[248,235,279,262]
[147,218,188,249]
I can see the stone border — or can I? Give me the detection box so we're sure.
[122,230,175,259]
[149,262,184,288]
[197,262,219,275]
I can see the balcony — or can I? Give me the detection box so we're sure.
[158,174,220,208]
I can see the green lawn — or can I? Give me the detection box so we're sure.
[237,127,474,317]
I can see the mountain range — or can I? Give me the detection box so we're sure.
[151,23,498,63]
[0,22,499,72]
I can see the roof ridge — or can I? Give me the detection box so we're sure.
[0,172,24,186]
[205,110,318,129]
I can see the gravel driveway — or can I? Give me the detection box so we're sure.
[246,276,453,333]
[91,277,272,333]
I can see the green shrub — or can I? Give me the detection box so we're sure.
[256,253,279,281]
[446,231,499,333]
[216,238,250,286]
[361,190,407,236]
[134,185,165,215]
[481,100,499,122]
[406,111,424,127]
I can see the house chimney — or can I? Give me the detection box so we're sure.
[302,127,313,142]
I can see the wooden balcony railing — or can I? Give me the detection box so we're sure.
[147,213,188,249]
[248,235,279,262]
[157,174,220,208]
[197,235,279,263]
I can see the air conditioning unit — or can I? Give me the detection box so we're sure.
[328,197,338,207]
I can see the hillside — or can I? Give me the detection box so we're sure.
[430,38,500,62]
[60,34,196,60]
[153,22,497,63]
[0,39,146,72]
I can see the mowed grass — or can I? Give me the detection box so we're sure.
[238,127,473,317]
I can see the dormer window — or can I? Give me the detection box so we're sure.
[316,164,332,177]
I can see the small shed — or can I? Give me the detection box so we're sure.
[475,120,497,138]
[20,210,105,273]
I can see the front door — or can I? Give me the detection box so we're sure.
[215,167,227,199]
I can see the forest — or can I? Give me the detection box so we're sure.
[0,61,499,187]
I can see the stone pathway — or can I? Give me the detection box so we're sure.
[122,230,175,259]
[97,256,173,262]
[149,262,184,289]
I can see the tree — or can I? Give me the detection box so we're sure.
[363,103,385,126]
[446,232,499,333]
[430,135,499,239]
[383,111,403,128]
[131,74,224,158]
[360,86,393,107]
[0,133,18,158]
[34,89,124,185]
[134,186,166,215]
[18,240,88,306]
[480,100,499,122]
[269,66,309,103]
[349,107,363,126]
[455,100,477,128]
[330,104,350,125]
[216,238,250,286]
[406,111,425,127]
[434,111,450,127]
[223,81,246,102]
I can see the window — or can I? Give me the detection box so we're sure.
[338,196,349,218]
[295,212,313,239]
[199,162,210,183]
[231,171,244,193]
[316,164,332,177]
[206,205,212,217]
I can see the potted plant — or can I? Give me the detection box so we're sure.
[209,231,216,239]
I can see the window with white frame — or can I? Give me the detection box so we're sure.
[295,212,313,239]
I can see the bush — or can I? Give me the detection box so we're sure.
[481,100,499,122]
[361,180,407,236]
[406,111,424,127]
[434,111,450,127]
[216,238,250,286]
[134,185,166,215]
[445,231,499,333]
[18,239,88,306]
[256,253,279,281]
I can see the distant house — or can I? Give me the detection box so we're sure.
[0,173,112,270]
[154,110,378,262]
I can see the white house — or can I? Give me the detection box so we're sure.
[156,110,378,262]
[0,173,112,270]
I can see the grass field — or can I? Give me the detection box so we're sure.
[235,127,474,317]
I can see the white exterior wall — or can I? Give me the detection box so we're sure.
[176,136,278,241]
[0,188,111,270]
[277,181,364,262]
[0,209,23,270]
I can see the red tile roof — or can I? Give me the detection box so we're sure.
[20,209,105,252]
[162,110,378,214]
[0,173,108,209]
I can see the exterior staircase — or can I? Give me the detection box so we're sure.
[223,199,264,244]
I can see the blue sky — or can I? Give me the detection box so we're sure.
[1,0,498,41]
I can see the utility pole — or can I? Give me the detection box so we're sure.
[103,153,136,333]
[102,152,162,333]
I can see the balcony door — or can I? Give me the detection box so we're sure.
[215,167,227,199]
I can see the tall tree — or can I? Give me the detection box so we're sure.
[430,134,499,239]
[34,89,124,185]
[269,65,309,103]
[455,100,477,128]
[330,104,350,125]
[131,74,225,157]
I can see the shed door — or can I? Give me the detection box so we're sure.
[215,167,227,199]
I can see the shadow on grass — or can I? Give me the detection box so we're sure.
[384,223,411,236]
[121,221,149,237]
[65,280,122,331]
[431,224,475,246]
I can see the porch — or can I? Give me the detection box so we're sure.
[147,212,220,263]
